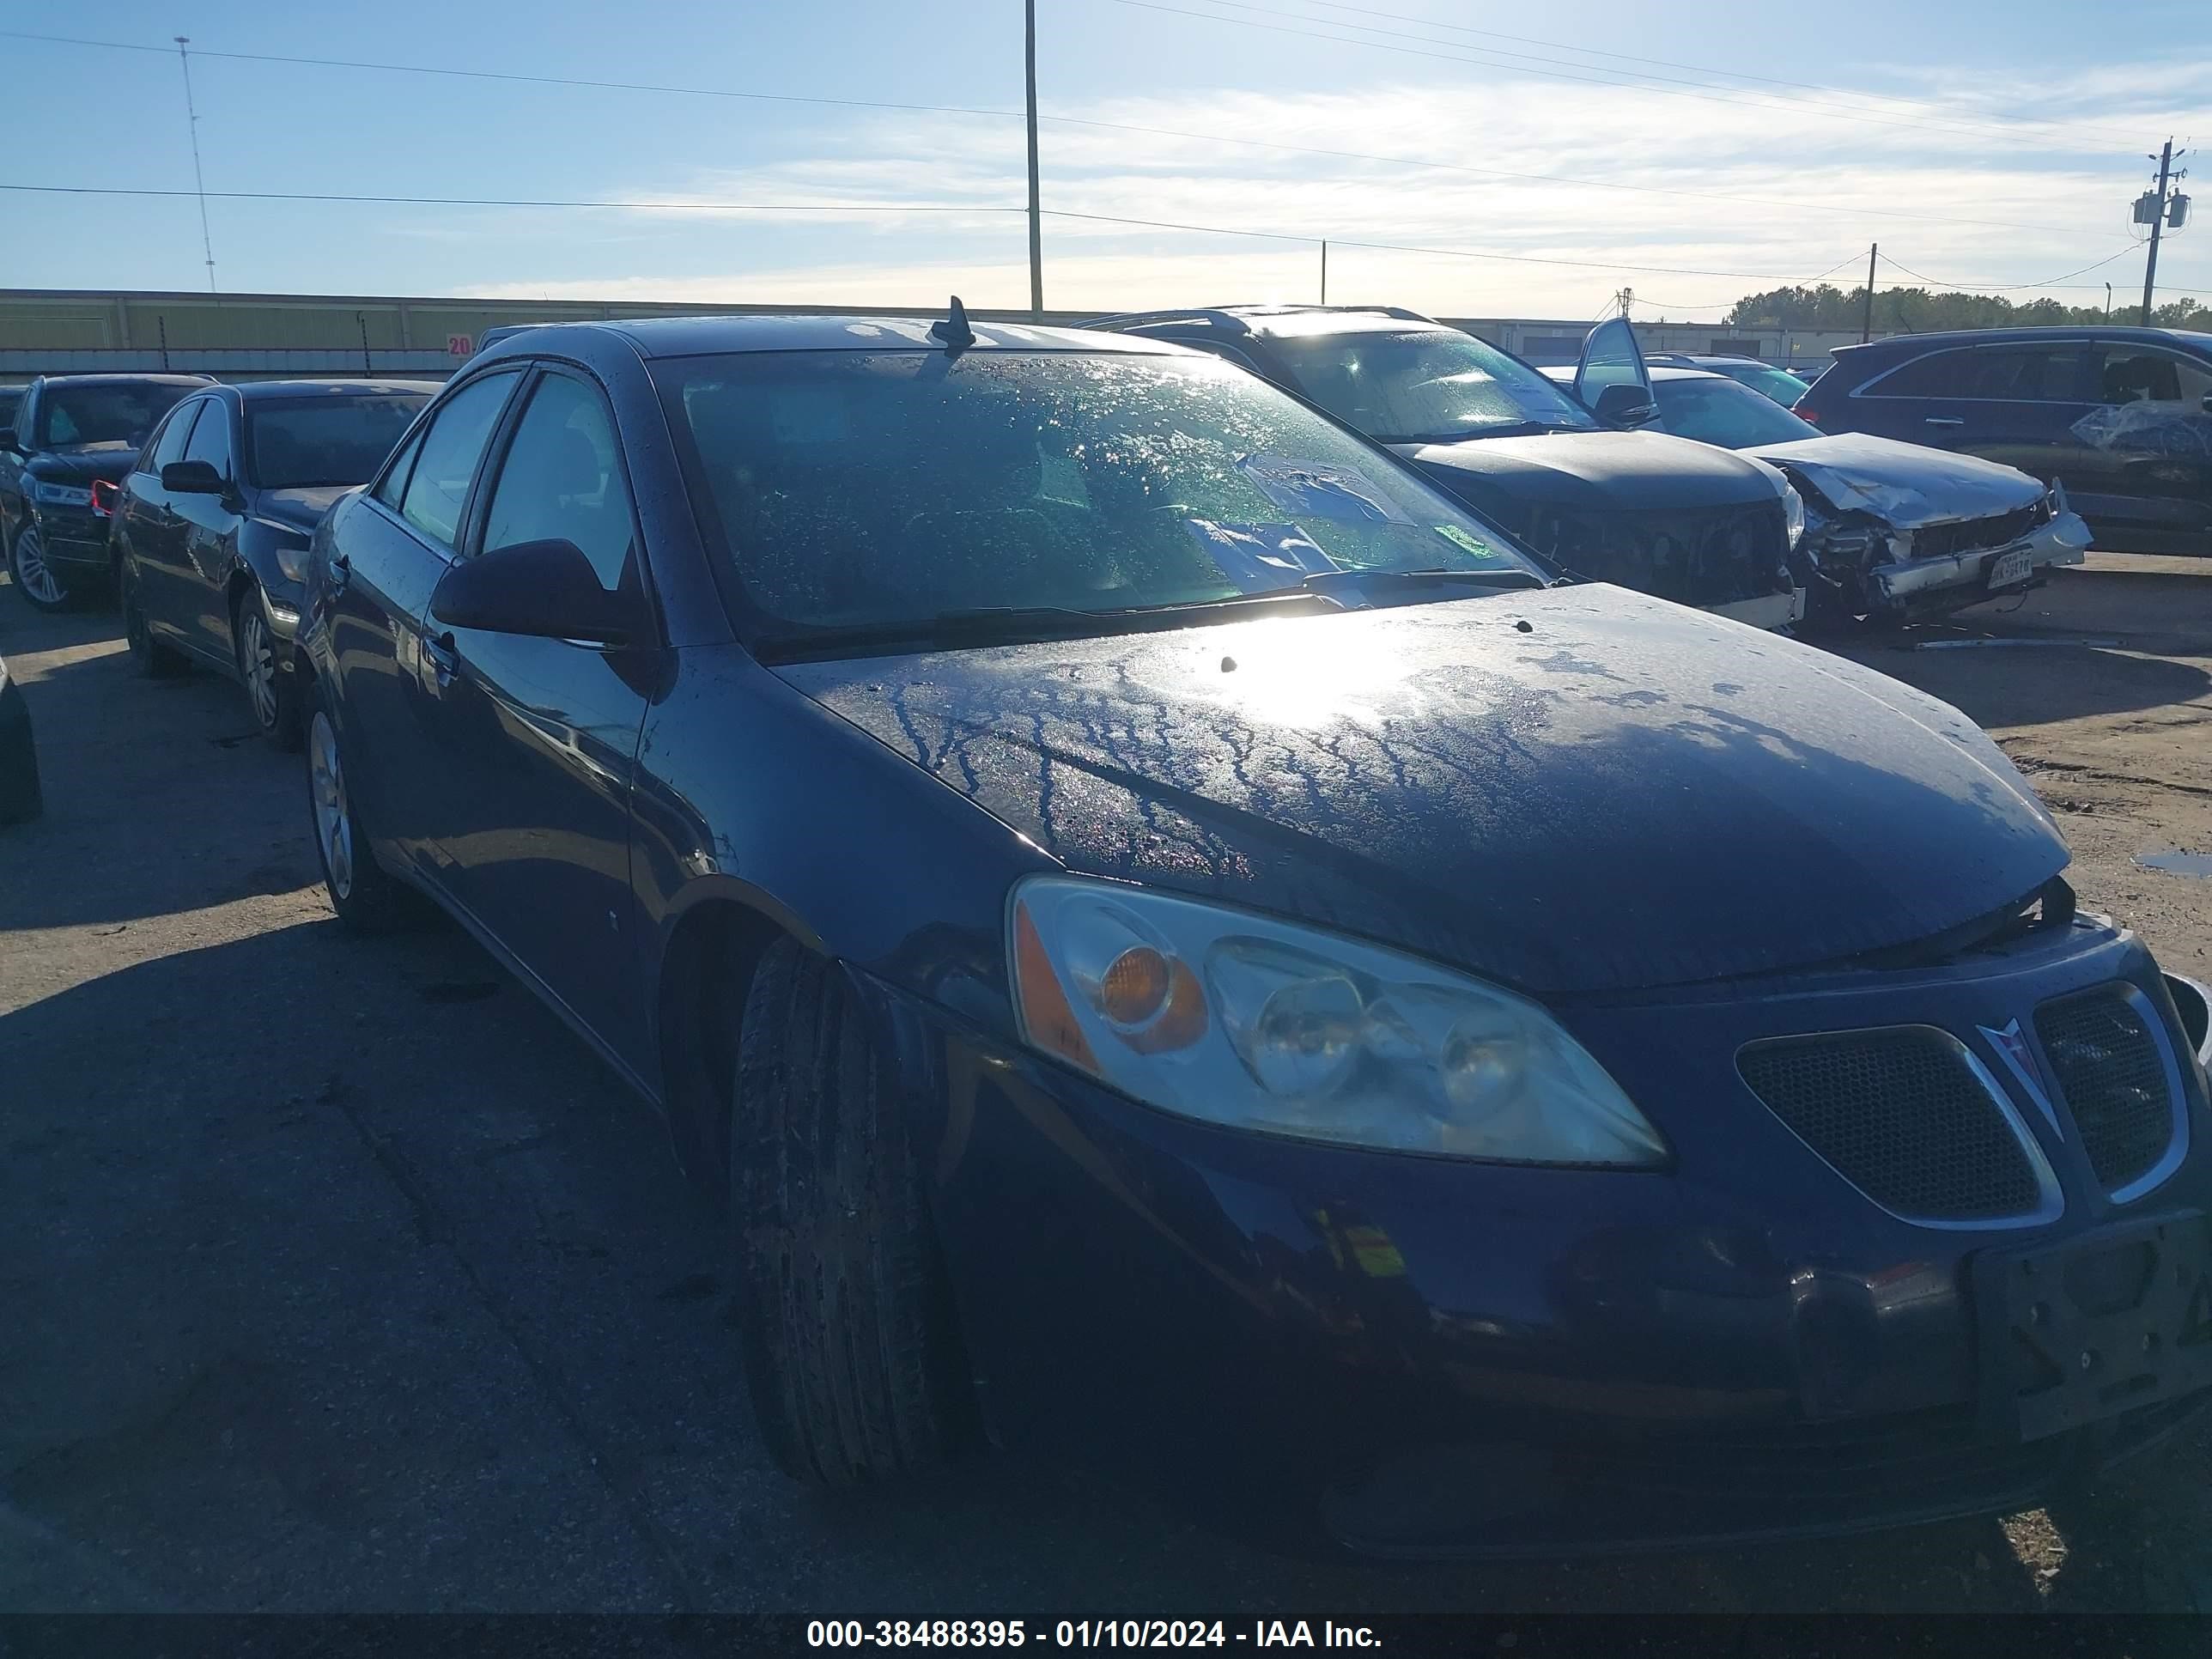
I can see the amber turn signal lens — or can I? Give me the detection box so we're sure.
[1013,902,1098,1073]
[1100,946,1171,1025]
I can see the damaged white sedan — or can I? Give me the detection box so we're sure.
[1637,366,2092,628]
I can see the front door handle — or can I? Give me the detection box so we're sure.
[326,552,351,595]
[424,630,458,688]
[1923,416,1966,427]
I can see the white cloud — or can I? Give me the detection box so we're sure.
[468,60,2212,317]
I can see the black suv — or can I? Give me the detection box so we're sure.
[0,373,213,609]
[1797,326,2212,555]
[1087,307,1804,628]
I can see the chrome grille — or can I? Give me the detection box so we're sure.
[1737,1027,2047,1224]
[2035,983,2180,1198]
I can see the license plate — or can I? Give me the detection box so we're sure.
[1976,1212,2212,1442]
[1988,547,2033,589]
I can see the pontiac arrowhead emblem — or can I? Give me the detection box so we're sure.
[1981,1018,2062,1139]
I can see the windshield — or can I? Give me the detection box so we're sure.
[35,382,198,449]
[1723,363,1814,405]
[1263,329,1598,443]
[653,349,1539,643]
[1651,374,1820,449]
[245,393,430,489]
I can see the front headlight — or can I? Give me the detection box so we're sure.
[1779,481,1806,549]
[272,538,308,582]
[1009,877,1668,1165]
[27,478,93,507]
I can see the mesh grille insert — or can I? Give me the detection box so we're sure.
[2035,985,2176,1195]
[1737,1027,2043,1222]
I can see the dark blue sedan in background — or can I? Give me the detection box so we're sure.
[295,311,2212,1554]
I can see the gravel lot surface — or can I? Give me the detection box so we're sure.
[3,556,2209,1617]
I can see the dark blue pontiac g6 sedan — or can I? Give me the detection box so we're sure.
[297,310,2212,1555]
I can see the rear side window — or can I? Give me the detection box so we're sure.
[398,371,519,549]
[1868,346,2082,402]
[183,399,234,478]
[478,374,636,587]
[143,398,204,474]
[374,431,423,511]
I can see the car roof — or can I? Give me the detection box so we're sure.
[480,314,1197,361]
[1648,366,1745,382]
[1836,325,2212,357]
[30,373,216,388]
[226,379,442,401]
[1084,304,1443,342]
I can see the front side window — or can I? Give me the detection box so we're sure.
[480,374,636,586]
[143,398,205,474]
[245,393,432,490]
[1264,330,1598,442]
[2095,347,2212,406]
[1651,376,1820,449]
[374,431,424,511]
[35,381,198,449]
[654,349,1538,639]
[398,371,519,549]
[182,399,234,478]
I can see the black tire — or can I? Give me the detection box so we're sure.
[235,588,303,751]
[730,939,974,1485]
[9,522,73,612]
[306,683,418,934]
[119,557,189,678]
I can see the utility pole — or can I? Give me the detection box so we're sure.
[2140,138,2188,326]
[1024,0,1042,321]
[1320,240,1328,305]
[1614,286,1633,318]
[1861,242,1877,343]
[2105,283,2113,319]
[174,37,217,293]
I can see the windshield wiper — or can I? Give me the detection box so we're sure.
[1295,566,1547,597]
[757,589,1350,661]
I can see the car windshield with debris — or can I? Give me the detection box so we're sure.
[653,348,1541,653]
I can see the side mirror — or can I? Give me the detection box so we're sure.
[1593,383,1658,428]
[430,538,643,647]
[161,459,228,495]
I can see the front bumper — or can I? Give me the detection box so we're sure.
[896,920,2212,1555]
[1867,509,2092,608]
[27,503,112,572]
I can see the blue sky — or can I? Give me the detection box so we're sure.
[6,0,2210,319]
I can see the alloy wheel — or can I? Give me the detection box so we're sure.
[309,710,355,901]
[241,607,278,729]
[11,528,64,606]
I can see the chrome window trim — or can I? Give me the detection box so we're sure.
[1739,1024,2065,1233]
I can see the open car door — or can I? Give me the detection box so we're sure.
[1575,317,1657,428]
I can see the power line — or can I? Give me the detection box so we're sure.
[1102,0,2137,149]
[1875,245,2155,290]
[0,27,2124,240]
[1234,0,2148,149]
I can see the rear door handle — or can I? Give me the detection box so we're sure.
[1923,416,1966,427]
[424,630,458,687]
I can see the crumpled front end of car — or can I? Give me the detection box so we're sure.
[1789,474,2091,623]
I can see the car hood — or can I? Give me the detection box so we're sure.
[1741,433,2045,528]
[29,442,139,485]
[252,484,352,534]
[775,584,2067,997]
[1395,428,1783,511]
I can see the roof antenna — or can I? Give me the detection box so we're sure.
[930,295,976,352]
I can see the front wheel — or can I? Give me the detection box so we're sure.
[236,592,302,750]
[729,939,976,1485]
[307,690,416,933]
[9,524,70,611]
